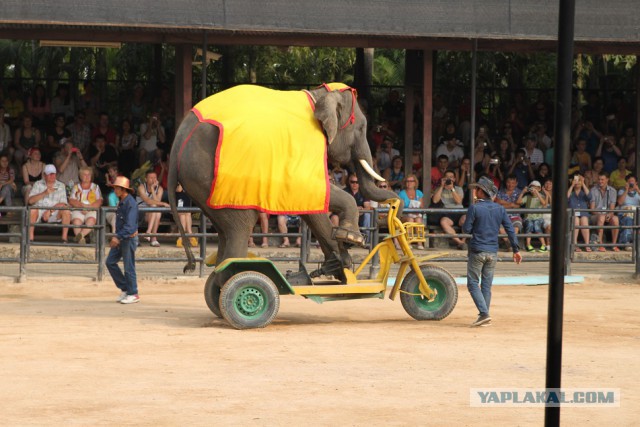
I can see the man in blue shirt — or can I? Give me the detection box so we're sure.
[106,176,140,304]
[463,176,522,327]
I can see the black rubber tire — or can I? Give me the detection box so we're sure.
[204,272,222,318]
[400,264,458,320]
[220,271,280,330]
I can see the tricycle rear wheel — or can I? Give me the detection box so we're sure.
[400,265,458,320]
[220,271,280,329]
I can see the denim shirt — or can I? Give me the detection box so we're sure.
[115,193,139,241]
[463,198,520,254]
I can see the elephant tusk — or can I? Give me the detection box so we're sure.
[359,159,385,182]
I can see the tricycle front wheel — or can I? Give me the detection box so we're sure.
[220,271,280,329]
[400,265,458,320]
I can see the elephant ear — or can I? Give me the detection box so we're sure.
[314,91,345,145]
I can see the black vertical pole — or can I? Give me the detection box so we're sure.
[469,39,477,193]
[545,0,575,426]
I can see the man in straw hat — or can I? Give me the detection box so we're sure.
[464,176,522,327]
[106,176,140,304]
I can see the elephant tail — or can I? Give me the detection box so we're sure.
[168,120,197,274]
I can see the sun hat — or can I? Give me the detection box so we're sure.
[110,176,133,192]
[529,180,542,188]
[470,176,498,199]
[43,164,57,175]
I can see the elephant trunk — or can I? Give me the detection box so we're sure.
[354,160,403,213]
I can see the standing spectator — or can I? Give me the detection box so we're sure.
[430,154,449,190]
[27,164,71,242]
[568,173,592,251]
[27,84,51,128]
[584,156,605,189]
[533,122,552,151]
[13,114,42,166]
[398,174,424,249]
[589,173,620,252]
[153,85,175,137]
[463,176,522,327]
[88,135,118,188]
[508,148,534,189]
[4,85,25,128]
[277,215,301,248]
[522,134,544,171]
[107,176,140,304]
[541,177,553,248]
[383,155,405,193]
[136,170,169,247]
[69,167,103,244]
[21,147,44,200]
[175,183,198,248]
[139,112,166,166]
[435,134,464,169]
[516,180,548,252]
[617,174,640,250]
[432,169,467,250]
[0,154,17,211]
[609,157,631,191]
[0,106,13,163]
[116,118,139,177]
[91,112,117,146]
[50,83,75,122]
[55,139,88,190]
[380,89,404,135]
[66,111,92,156]
[249,213,270,248]
[77,80,100,127]
[125,84,148,132]
[496,175,523,247]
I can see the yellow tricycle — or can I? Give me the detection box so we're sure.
[205,199,458,329]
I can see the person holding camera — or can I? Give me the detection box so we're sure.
[139,112,166,167]
[432,170,467,250]
[508,148,534,189]
[617,174,640,250]
[54,138,88,189]
[595,134,622,174]
[589,172,620,252]
[609,157,631,191]
[516,180,548,252]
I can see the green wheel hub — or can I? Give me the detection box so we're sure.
[412,279,446,311]
[234,286,267,317]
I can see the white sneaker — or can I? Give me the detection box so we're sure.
[116,291,128,302]
[150,240,160,247]
[120,294,140,304]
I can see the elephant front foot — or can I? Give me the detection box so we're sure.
[332,226,366,247]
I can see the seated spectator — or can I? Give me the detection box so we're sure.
[375,138,399,174]
[105,164,119,188]
[88,135,118,189]
[175,183,198,248]
[570,138,592,174]
[91,112,117,146]
[22,147,44,200]
[609,157,631,191]
[0,106,14,163]
[493,137,514,174]
[472,137,491,174]
[431,154,449,190]
[517,180,548,252]
[383,155,405,193]
[69,167,103,244]
[496,175,523,247]
[139,112,166,166]
[535,162,552,183]
[136,170,170,247]
[568,173,591,251]
[533,122,552,151]
[344,173,372,232]
[522,134,544,171]
[0,154,17,211]
[105,182,119,233]
[616,174,640,250]
[369,180,392,231]
[475,125,494,154]
[55,139,88,190]
[116,118,138,177]
[411,143,423,177]
[541,177,553,248]
[432,169,466,250]
[66,111,91,156]
[595,134,621,173]
[14,113,42,166]
[589,172,620,251]
[619,125,636,171]
[249,213,270,248]
[42,114,71,163]
[584,156,604,189]
[508,148,533,189]
[4,84,25,129]
[77,80,100,127]
[484,156,504,190]
[398,174,424,249]
[435,134,464,169]
[277,215,301,248]
[27,84,51,129]
[50,83,75,123]
[329,162,348,188]
[27,164,71,242]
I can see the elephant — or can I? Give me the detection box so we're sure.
[167,83,400,284]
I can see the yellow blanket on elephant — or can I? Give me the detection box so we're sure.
[192,85,329,214]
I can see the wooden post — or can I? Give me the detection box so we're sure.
[422,50,434,205]
[174,44,193,125]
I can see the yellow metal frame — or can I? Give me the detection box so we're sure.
[293,199,448,300]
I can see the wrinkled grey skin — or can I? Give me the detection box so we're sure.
[167,86,400,277]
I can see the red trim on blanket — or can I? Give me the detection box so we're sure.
[209,204,328,215]
[190,107,226,211]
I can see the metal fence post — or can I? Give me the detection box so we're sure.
[97,208,106,281]
[300,221,309,265]
[18,207,27,283]
[369,208,380,279]
[199,211,206,278]
[564,209,573,276]
[634,207,639,278]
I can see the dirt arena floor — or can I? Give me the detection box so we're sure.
[1,275,638,426]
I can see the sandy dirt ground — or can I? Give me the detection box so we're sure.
[0,275,638,426]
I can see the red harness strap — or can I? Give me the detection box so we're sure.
[319,83,357,129]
